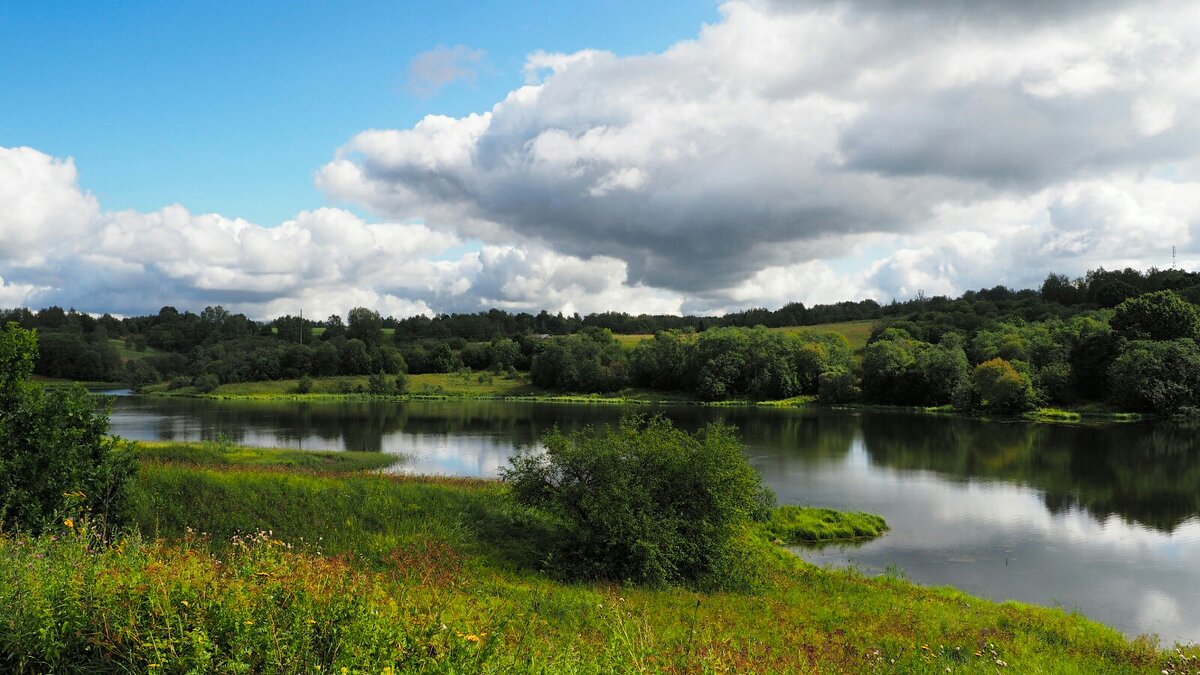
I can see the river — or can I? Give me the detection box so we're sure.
[107,395,1200,644]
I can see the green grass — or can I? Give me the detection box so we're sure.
[1026,405,1147,424]
[133,440,402,472]
[613,333,653,349]
[0,450,1189,672]
[774,319,876,357]
[108,338,167,362]
[760,506,889,544]
[612,320,876,358]
[32,376,123,389]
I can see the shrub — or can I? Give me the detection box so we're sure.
[296,374,313,394]
[502,415,771,588]
[167,375,193,390]
[972,358,1035,413]
[194,373,220,393]
[0,323,136,534]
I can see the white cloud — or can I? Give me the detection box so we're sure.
[0,146,98,266]
[11,1,1200,318]
[319,0,1200,303]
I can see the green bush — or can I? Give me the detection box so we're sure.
[194,373,220,393]
[972,358,1036,413]
[502,415,771,588]
[1108,339,1200,414]
[1111,290,1200,341]
[296,374,313,394]
[0,324,135,534]
[818,368,860,403]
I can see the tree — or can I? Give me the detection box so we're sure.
[972,358,1035,413]
[818,368,860,403]
[1111,290,1200,342]
[861,338,914,403]
[0,323,135,534]
[503,415,771,588]
[346,307,384,348]
[1108,339,1200,414]
[338,339,372,375]
[1041,272,1083,305]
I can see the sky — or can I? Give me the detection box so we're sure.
[2,0,1199,320]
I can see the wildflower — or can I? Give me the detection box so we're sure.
[63,518,74,529]
[465,634,481,643]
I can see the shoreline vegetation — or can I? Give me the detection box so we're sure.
[4,438,1194,672]
[15,266,1200,422]
[74,371,1149,424]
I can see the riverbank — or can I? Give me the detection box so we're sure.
[0,442,1188,672]
[131,374,1149,424]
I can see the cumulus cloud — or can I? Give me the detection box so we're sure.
[10,1,1200,318]
[0,145,689,318]
[405,44,486,97]
[0,147,98,266]
[319,0,1200,305]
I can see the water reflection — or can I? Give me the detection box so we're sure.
[107,397,1200,643]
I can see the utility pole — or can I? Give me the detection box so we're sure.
[1173,246,1177,270]
[299,308,304,346]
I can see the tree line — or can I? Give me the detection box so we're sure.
[7,265,1200,413]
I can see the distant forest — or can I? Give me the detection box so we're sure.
[8,265,1200,415]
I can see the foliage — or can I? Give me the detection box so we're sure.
[529,329,629,393]
[1111,290,1200,341]
[972,358,1036,413]
[861,332,968,406]
[818,368,860,404]
[502,415,771,588]
[1108,339,1200,414]
[0,323,135,534]
[194,373,220,393]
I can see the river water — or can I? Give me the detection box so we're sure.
[107,395,1200,644]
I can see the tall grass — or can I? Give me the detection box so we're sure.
[0,452,1189,672]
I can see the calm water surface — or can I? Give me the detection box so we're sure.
[107,395,1200,644]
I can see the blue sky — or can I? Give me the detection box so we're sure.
[1,0,1198,319]
[0,1,718,225]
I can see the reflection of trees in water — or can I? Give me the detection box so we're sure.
[122,398,1200,533]
[860,415,1200,532]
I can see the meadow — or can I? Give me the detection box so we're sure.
[611,320,875,358]
[0,441,1189,673]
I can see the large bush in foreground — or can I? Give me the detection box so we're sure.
[503,415,771,588]
[0,323,135,533]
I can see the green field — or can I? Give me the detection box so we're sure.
[774,319,875,356]
[108,338,167,362]
[612,320,876,356]
[0,444,1184,673]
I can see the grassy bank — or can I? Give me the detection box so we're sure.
[133,440,403,472]
[0,448,1190,672]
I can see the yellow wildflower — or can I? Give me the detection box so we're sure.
[63,518,74,529]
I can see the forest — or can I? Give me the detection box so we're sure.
[8,265,1200,415]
